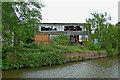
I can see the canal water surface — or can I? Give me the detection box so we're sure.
[2,55,119,78]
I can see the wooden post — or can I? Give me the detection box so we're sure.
[76,35,78,44]
[86,38,87,47]
[75,26,78,44]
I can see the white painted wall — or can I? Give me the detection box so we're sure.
[79,35,82,42]
[39,26,41,31]
[79,34,88,42]
[54,26,64,31]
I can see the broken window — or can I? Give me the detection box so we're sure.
[41,26,57,31]
[64,26,82,31]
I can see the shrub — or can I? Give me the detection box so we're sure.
[82,56,86,61]
[94,42,101,50]
[83,40,86,47]
[107,49,115,57]
[52,34,70,46]
[23,43,39,49]
[2,51,65,70]
[78,56,81,60]
[86,40,101,50]
[74,43,81,48]
[87,40,95,50]
[101,42,112,50]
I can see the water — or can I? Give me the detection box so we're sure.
[2,55,119,78]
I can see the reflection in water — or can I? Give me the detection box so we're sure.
[2,55,119,78]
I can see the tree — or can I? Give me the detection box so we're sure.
[84,11,111,40]
[100,24,118,49]
[2,1,44,46]
[2,2,18,46]
[84,11,118,50]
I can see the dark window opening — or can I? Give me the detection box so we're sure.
[70,35,79,46]
[76,26,82,31]
[64,26,82,31]
[41,26,57,31]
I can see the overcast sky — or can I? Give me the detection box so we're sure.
[40,0,119,25]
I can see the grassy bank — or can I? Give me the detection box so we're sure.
[2,35,117,71]
[2,42,102,70]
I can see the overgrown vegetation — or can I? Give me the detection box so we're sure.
[2,1,44,45]
[84,11,118,53]
[52,34,70,46]
[2,42,96,70]
[83,40,101,51]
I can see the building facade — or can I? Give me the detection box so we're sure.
[35,23,89,45]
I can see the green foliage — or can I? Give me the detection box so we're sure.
[74,43,82,49]
[94,42,101,50]
[83,40,86,47]
[82,56,87,61]
[84,11,111,40]
[107,49,115,57]
[86,40,101,50]
[2,2,44,46]
[100,24,118,50]
[84,11,118,50]
[69,56,77,61]
[78,56,81,60]
[87,40,95,50]
[2,42,96,70]
[52,34,70,46]
[3,38,106,70]
[2,50,65,70]
[23,43,39,48]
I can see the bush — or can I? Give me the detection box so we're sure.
[83,40,86,47]
[2,39,101,70]
[82,56,87,61]
[69,56,77,61]
[101,42,112,50]
[94,42,101,50]
[2,51,65,70]
[74,43,81,48]
[52,34,70,46]
[107,49,115,57]
[23,43,39,49]
[87,40,95,50]
[86,40,101,50]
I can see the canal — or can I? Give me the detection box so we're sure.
[2,55,119,78]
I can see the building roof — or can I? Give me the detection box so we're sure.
[37,23,85,26]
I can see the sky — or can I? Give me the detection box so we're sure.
[118,1,120,22]
[40,0,119,25]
